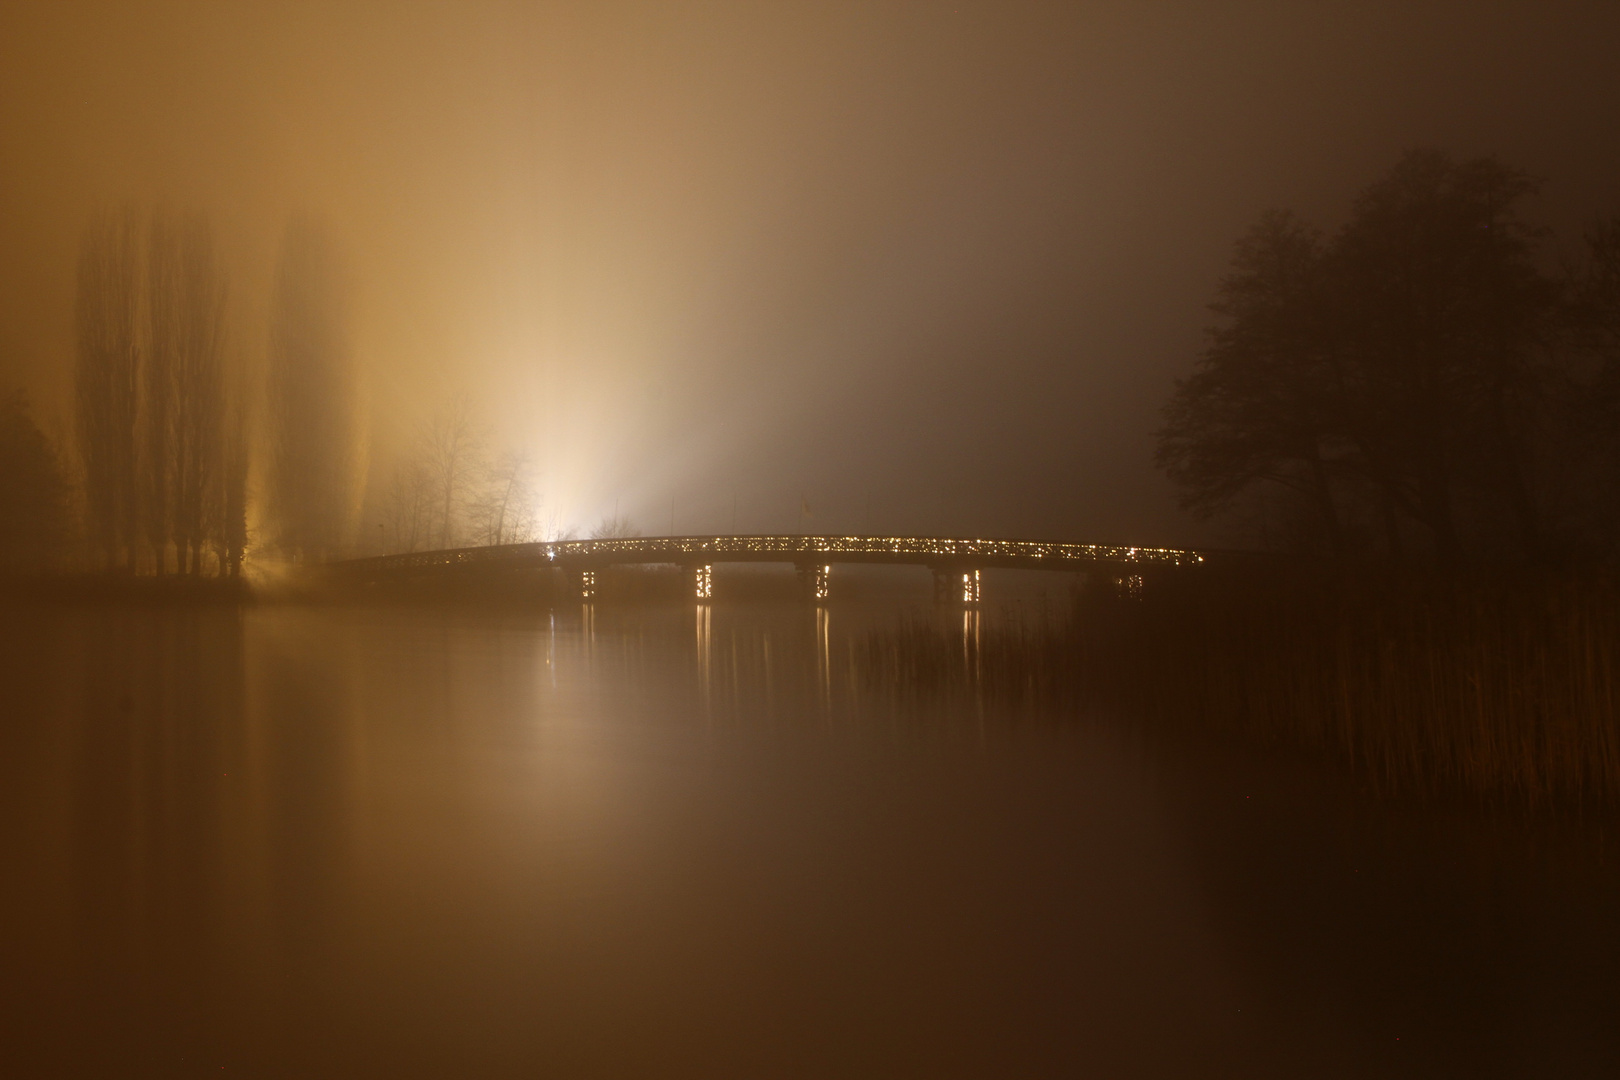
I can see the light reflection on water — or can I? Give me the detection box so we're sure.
[0,600,1616,1078]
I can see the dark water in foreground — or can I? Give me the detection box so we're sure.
[1,601,1616,1078]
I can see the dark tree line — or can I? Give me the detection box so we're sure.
[61,209,354,576]
[72,205,245,575]
[0,390,70,573]
[1158,149,1620,562]
[74,208,142,569]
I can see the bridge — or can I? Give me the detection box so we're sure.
[332,533,1204,604]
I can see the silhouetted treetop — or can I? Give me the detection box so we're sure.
[1159,149,1573,561]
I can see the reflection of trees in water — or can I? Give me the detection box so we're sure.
[63,610,246,1069]
[39,608,370,1072]
[857,571,1620,808]
[247,613,359,1021]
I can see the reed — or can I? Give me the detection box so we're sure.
[859,568,1620,808]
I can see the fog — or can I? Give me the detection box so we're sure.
[9,9,1620,1074]
[5,0,1620,543]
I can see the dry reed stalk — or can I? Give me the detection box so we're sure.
[858,569,1620,809]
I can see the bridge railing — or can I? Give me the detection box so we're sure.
[332,534,1204,576]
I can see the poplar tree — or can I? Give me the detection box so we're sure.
[74,207,142,570]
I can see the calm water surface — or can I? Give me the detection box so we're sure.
[1,600,1616,1078]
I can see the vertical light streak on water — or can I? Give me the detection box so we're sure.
[546,612,556,691]
[729,630,741,714]
[695,603,712,710]
[816,606,832,710]
[964,607,985,731]
[763,632,774,715]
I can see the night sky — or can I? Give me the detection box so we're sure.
[4,1,1620,543]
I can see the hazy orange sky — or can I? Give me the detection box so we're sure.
[4,1,1620,540]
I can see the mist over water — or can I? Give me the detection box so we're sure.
[3,598,1615,1078]
[6,5,1620,1075]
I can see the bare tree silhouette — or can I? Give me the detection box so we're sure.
[74,207,142,570]
[590,513,641,539]
[382,456,436,554]
[144,207,180,573]
[169,213,227,574]
[416,400,488,549]
[469,450,536,546]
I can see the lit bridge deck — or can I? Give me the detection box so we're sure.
[332,534,1204,602]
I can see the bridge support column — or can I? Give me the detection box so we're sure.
[932,567,981,605]
[797,563,830,603]
[566,568,596,600]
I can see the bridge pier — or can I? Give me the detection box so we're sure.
[932,567,981,605]
[796,563,831,603]
[565,568,597,600]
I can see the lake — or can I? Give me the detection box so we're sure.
[1,598,1616,1078]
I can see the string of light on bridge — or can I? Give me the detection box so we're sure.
[348,534,1206,573]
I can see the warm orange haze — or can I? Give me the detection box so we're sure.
[7,0,1619,552]
[2,2,1620,1077]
